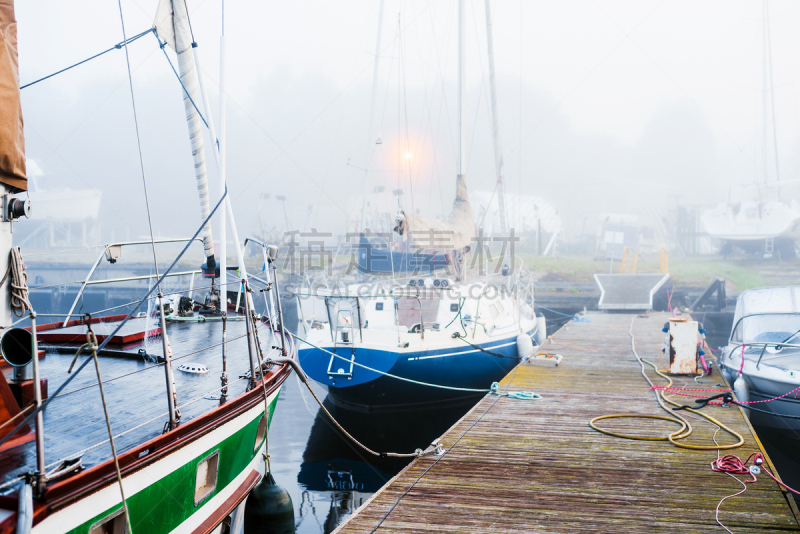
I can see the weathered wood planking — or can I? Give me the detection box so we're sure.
[336,312,800,533]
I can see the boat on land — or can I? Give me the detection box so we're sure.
[296,0,539,412]
[719,286,800,433]
[701,2,800,257]
[0,0,296,532]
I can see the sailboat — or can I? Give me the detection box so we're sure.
[296,0,539,412]
[0,1,296,532]
[701,0,800,256]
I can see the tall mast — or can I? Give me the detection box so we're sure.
[361,0,385,232]
[172,0,216,271]
[458,0,466,180]
[220,0,227,295]
[485,0,507,238]
[765,0,781,197]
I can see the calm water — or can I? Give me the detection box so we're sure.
[269,377,470,533]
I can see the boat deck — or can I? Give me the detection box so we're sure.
[335,312,800,533]
[1,316,279,488]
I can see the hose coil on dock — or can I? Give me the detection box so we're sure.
[589,316,744,451]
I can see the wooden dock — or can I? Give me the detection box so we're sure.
[335,312,800,533]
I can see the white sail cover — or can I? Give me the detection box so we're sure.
[396,174,474,250]
[153,0,215,262]
[153,0,177,50]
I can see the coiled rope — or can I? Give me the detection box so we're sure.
[589,315,744,450]
[9,247,32,317]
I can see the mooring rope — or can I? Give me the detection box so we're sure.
[289,332,491,393]
[10,247,32,317]
[451,332,519,359]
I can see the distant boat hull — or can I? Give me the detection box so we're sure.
[701,200,800,242]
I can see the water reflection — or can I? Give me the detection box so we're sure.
[266,375,469,533]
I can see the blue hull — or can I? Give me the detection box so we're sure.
[298,331,528,411]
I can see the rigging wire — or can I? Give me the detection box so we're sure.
[20,28,154,90]
[399,12,414,215]
[0,186,229,452]
[153,31,210,128]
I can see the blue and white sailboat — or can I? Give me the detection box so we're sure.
[296,0,540,411]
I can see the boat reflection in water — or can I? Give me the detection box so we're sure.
[296,393,468,532]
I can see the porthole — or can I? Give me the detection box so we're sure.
[89,508,128,534]
[195,451,220,506]
[254,414,267,454]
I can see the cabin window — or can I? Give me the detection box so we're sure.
[195,451,220,506]
[375,302,384,311]
[89,508,128,534]
[450,303,459,312]
[254,414,267,454]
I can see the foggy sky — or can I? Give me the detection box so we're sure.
[16,0,800,252]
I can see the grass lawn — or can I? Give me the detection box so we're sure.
[516,254,778,291]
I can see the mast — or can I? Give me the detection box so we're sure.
[485,0,507,238]
[220,1,227,298]
[765,0,781,197]
[171,0,216,272]
[458,0,466,180]
[361,0,385,232]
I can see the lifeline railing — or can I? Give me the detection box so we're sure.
[61,239,203,326]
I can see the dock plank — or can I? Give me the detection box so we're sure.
[335,312,800,533]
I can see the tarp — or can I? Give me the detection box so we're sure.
[395,174,474,250]
[0,0,26,192]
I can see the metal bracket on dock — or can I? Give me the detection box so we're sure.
[524,352,562,366]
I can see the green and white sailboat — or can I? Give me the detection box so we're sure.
[0,0,296,532]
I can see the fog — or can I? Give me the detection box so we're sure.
[15,0,800,253]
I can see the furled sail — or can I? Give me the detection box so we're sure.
[395,174,474,250]
[153,0,215,267]
[0,0,26,192]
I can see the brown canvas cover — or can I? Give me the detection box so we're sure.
[0,0,25,192]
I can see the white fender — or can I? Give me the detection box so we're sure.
[535,314,547,345]
[517,333,534,359]
[733,374,750,418]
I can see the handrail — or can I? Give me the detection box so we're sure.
[243,238,277,326]
[728,312,800,345]
[85,270,200,286]
[63,238,203,326]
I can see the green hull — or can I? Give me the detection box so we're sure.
[58,390,280,534]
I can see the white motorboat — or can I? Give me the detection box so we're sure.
[719,286,800,434]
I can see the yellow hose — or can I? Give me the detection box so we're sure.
[589,317,744,451]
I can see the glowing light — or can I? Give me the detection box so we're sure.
[405,152,413,160]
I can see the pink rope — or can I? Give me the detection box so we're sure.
[739,344,746,375]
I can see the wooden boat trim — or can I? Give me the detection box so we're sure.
[191,469,260,534]
[40,361,291,514]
